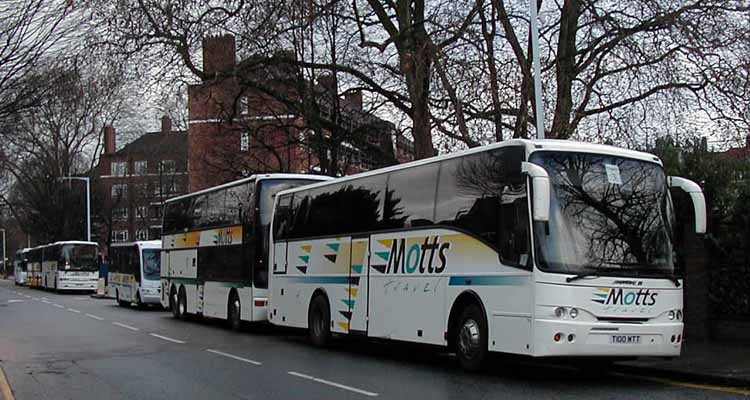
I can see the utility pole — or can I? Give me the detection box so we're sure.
[59,177,91,242]
[1,229,5,277]
[530,0,545,139]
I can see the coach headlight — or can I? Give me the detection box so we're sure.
[668,310,675,320]
[676,310,683,321]
[554,307,566,318]
[569,308,579,319]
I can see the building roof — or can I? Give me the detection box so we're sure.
[115,130,188,157]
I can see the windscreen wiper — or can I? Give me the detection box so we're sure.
[565,273,600,283]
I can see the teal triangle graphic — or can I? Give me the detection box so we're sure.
[327,243,340,252]
[299,255,309,263]
[351,265,363,274]
[594,293,608,298]
[342,299,355,308]
[375,251,390,261]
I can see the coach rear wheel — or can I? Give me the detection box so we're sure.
[455,304,488,371]
[170,286,181,319]
[308,294,331,347]
[134,291,142,309]
[228,293,241,331]
[115,289,125,307]
[178,286,188,321]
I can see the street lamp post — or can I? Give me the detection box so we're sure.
[1,229,5,277]
[59,177,91,242]
[530,0,545,139]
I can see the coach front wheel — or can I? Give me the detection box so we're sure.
[455,304,488,371]
[170,286,181,319]
[308,294,331,347]
[228,292,241,331]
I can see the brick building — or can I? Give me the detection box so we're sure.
[91,117,188,249]
[187,34,414,191]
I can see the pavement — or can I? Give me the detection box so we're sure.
[0,279,748,399]
[614,339,750,388]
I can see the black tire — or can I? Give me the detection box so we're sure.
[178,286,188,321]
[308,294,331,347]
[227,292,241,331]
[455,304,489,371]
[170,286,181,319]
[134,291,142,309]
[116,289,128,307]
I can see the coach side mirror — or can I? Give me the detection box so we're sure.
[668,176,707,234]
[522,162,550,222]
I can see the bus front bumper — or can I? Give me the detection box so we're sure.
[57,280,98,291]
[533,319,683,357]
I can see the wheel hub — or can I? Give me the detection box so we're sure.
[458,319,481,359]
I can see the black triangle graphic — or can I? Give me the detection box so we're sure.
[339,311,352,320]
[371,264,386,273]
[296,266,308,274]
[324,254,337,263]
[349,276,360,286]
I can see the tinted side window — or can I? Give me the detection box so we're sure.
[189,195,207,230]
[226,183,252,226]
[289,193,311,239]
[306,184,345,237]
[163,199,191,233]
[383,163,439,229]
[435,147,530,268]
[273,194,294,240]
[339,175,386,233]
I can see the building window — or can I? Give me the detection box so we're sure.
[111,183,128,199]
[112,161,128,176]
[112,207,128,220]
[149,205,163,219]
[111,230,128,243]
[241,131,249,152]
[135,229,148,241]
[159,160,176,174]
[241,96,249,115]
[134,160,148,175]
[136,206,148,219]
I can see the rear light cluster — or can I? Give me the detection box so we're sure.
[553,332,576,343]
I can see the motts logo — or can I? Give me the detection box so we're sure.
[592,288,658,306]
[373,236,451,274]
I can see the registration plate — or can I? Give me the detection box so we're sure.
[610,335,641,344]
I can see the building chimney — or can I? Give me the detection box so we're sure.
[318,73,337,94]
[103,126,116,155]
[161,115,172,134]
[344,90,363,111]
[202,34,236,79]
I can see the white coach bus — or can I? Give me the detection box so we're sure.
[160,173,332,329]
[14,248,29,285]
[268,139,706,370]
[28,241,99,292]
[108,241,162,307]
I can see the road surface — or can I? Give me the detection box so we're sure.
[0,280,744,399]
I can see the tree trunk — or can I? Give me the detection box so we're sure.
[550,0,581,139]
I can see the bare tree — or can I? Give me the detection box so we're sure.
[0,58,128,242]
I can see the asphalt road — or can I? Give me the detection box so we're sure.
[0,279,744,400]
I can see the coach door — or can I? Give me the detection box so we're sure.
[347,235,370,334]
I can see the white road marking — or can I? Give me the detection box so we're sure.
[75,297,88,300]
[53,304,64,308]
[85,313,104,320]
[149,333,185,344]
[67,308,81,313]
[23,295,31,298]
[287,371,379,397]
[7,299,24,303]
[41,300,51,304]
[112,322,139,331]
[205,349,262,365]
